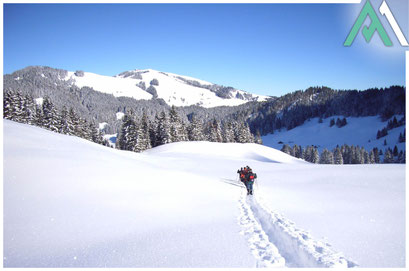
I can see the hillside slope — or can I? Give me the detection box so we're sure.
[7,66,268,108]
[3,120,405,267]
[262,115,406,153]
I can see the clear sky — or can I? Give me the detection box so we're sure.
[3,1,408,97]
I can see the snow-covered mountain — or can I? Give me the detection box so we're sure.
[63,68,269,108]
[4,120,405,267]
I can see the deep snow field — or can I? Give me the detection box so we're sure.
[3,120,406,268]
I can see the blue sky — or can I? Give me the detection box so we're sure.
[3,1,408,97]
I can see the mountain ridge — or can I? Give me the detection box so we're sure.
[7,65,270,108]
[3,66,405,139]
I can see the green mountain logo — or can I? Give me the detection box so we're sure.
[344,0,408,47]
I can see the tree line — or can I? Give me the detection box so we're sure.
[3,90,110,146]
[281,144,405,164]
[248,86,405,136]
[3,90,261,153]
[376,116,405,140]
[116,105,262,153]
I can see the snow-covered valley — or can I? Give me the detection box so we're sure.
[3,120,405,267]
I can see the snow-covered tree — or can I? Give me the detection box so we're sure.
[281,144,293,156]
[292,144,302,158]
[42,96,60,133]
[169,106,188,142]
[383,149,394,163]
[334,146,343,164]
[222,122,236,143]
[320,148,334,164]
[235,122,253,143]
[369,150,375,164]
[311,148,320,163]
[361,147,369,164]
[209,119,223,143]
[138,112,152,151]
[188,115,205,141]
[117,112,138,151]
[156,111,172,146]
[373,147,380,163]
[58,106,70,134]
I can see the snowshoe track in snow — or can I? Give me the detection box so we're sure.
[238,190,358,268]
[238,191,286,267]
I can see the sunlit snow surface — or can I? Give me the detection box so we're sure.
[3,120,405,267]
[64,69,268,108]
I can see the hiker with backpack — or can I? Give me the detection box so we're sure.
[237,166,257,195]
[245,168,257,195]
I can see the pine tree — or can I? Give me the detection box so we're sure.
[336,118,342,128]
[397,151,405,163]
[398,131,405,143]
[150,113,161,147]
[156,111,172,146]
[393,145,399,157]
[383,149,394,163]
[3,90,14,120]
[222,121,236,143]
[140,111,152,151]
[42,97,59,132]
[236,122,254,143]
[117,113,138,151]
[209,119,223,142]
[59,106,70,134]
[334,146,344,164]
[67,108,80,136]
[76,117,89,139]
[132,121,146,153]
[169,105,187,142]
[87,122,103,144]
[369,150,375,164]
[320,148,334,164]
[281,144,293,156]
[341,117,347,127]
[33,104,43,127]
[362,147,369,164]
[302,146,313,162]
[293,144,302,158]
[10,92,24,122]
[311,148,320,164]
[373,148,380,163]
[188,115,205,141]
[20,94,35,124]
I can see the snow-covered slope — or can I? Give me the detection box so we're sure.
[3,120,405,267]
[64,69,268,108]
[65,71,152,100]
[262,115,406,153]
